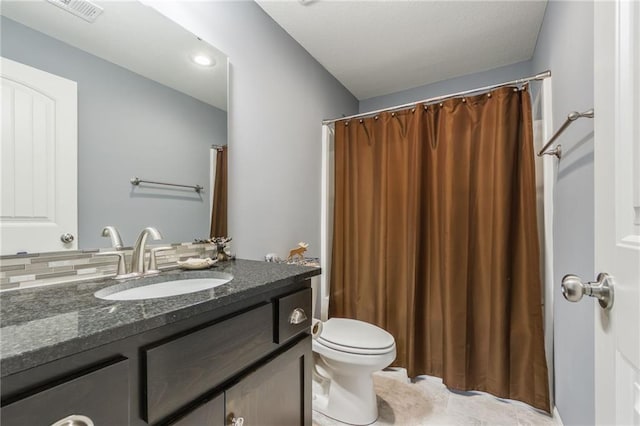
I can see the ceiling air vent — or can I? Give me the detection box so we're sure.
[46,0,104,23]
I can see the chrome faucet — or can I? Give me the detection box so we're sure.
[98,226,132,279]
[130,227,163,275]
[101,226,124,250]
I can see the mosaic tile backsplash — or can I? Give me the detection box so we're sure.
[0,242,217,291]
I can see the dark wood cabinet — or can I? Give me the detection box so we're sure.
[226,337,312,426]
[144,303,276,423]
[171,336,312,426]
[1,358,129,426]
[0,282,313,426]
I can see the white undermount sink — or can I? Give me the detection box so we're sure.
[95,274,233,301]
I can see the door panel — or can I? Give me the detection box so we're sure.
[0,57,77,254]
[594,0,640,424]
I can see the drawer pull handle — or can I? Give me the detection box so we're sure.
[50,414,94,426]
[289,308,308,325]
[231,416,245,426]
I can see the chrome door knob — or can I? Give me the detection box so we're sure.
[561,275,586,302]
[561,272,614,309]
[60,233,75,243]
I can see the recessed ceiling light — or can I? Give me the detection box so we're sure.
[192,54,214,67]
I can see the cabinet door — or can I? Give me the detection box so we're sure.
[0,358,128,426]
[225,336,312,426]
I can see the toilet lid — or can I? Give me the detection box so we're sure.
[318,318,395,354]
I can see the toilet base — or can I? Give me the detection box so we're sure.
[312,359,379,425]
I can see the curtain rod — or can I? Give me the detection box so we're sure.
[322,70,551,125]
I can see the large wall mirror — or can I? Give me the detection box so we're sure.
[0,0,228,255]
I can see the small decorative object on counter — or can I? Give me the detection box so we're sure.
[263,243,319,267]
[177,257,218,270]
[193,238,214,244]
[265,253,281,263]
[211,237,233,261]
[287,242,309,261]
[192,237,234,261]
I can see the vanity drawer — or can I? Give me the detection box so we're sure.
[276,287,312,344]
[144,303,276,424]
[1,358,129,426]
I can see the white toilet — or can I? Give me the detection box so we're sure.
[311,278,397,425]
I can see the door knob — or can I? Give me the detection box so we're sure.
[561,272,614,309]
[60,233,75,244]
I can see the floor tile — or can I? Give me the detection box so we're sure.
[312,369,556,426]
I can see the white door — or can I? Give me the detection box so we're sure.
[593,1,640,424]
[0,57,78,254]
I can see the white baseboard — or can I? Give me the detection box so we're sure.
[553,406,564,425]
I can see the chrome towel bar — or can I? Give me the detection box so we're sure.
[538,109,594,159]
[130,177,203,193]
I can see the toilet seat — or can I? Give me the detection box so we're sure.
[318,318,395,355]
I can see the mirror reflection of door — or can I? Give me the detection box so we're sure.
[0,57,78,255]
[0,1,228,252]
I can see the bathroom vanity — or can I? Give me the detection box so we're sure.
[0,260,319,426]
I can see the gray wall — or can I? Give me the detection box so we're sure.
[149,1,359,260]
[1,17,227,249]
[359,60,533,113]
[531,1,595,424]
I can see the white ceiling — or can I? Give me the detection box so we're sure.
[257,0,547,100]
[1,0,228,110]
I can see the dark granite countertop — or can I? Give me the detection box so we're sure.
[0,259,320,377]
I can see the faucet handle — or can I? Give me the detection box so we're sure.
[95,251,137,280]
[146,246,173,275]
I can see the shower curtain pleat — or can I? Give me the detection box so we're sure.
[329,87,550,412]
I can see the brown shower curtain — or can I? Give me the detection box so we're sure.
[210,146,227,237]
[330,87,550,412]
